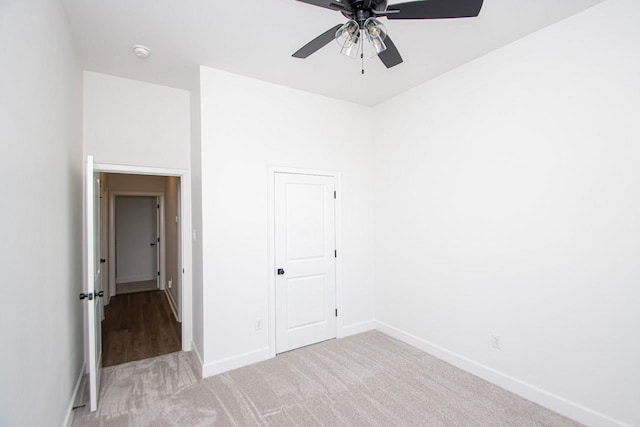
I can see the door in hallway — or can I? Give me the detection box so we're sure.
[115,196,158,288]
[274,172,337,354]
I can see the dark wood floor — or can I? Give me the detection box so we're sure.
[102,290,181,367]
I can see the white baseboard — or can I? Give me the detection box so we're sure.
[196,322,374,380]
[341,320,375,337]
[191,341,204,378]
[164,289,180,322]
[202,347,271,379]
[375,321,631,427]
[62,363,85,427]
[116,274,155,284]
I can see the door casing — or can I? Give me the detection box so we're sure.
[94,162,193,352]
[267,166,344,358]
[110,192,164,293]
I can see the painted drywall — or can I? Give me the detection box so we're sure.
[100,173,110,304]
[115,196,157,283]
[0,0,83,426]
[83,71,190,170]
[199,66,375,373]
[373,0,640,425]
[190,73,205,365]
[108,173,166,193]
[165,176,181,318]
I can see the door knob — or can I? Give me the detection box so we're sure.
[150,243,156,246]
[277,268,285,275]
[95,290,104,298]
[79,292,94,301]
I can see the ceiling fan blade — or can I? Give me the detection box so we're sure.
[295,0,352,12]
[378,35,403,68]
[386,0,483,19]
[292,24,343,59]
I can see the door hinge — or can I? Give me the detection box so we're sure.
[157,237,160,242]
[334,249,337,258]
[183,268,185,274]
[335,308,338,317]
[157,204,160,209]
[157,271,160,276]
[334,190,336,199]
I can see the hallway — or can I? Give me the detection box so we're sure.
[102,289,181,367]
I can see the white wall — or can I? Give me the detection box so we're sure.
[83,72,190,170]
[189,72,204,363]
[84,71,194,355]
[108,173,166,193]
[0,0,83,426]
[199,67,375,374]
[373,1,640,425]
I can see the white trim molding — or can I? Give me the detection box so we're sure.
[202,347,271,379]
[116,274,156,284]
[62,363,85,427]
[164,288,179,322]
[375,321,632,427]
[342,320,376,337]
[191,340,204,379]
[94,161,193,352]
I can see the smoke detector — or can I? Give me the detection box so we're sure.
[132,44,151,58]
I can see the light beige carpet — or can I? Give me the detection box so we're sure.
[72,331,580,426]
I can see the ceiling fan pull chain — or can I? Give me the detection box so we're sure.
[361,33,365,75]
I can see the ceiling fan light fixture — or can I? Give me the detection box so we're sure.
[293,0,485,69]
[335,20,361,59]
[335,20,358,44]
[363,18,387,57]
[340,35,361,59]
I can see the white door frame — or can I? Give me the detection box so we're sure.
[95,162,193,351]
[267,166,343,358]
[110,192,165,293]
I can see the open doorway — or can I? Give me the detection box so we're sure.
[99,172,183,367]
[115,195,159,293]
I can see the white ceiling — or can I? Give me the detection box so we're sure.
[61,0,604,106]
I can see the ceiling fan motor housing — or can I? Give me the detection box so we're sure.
[340,0,389,23]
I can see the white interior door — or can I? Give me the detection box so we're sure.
[275,172,337,354]
[115,196,157,285]
[84,155,103,412]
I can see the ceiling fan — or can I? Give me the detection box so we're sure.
[292,0,484,69]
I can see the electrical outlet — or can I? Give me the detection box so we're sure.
[255,318,263,331]
[168,279,172,289]
[491,334,501,349]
